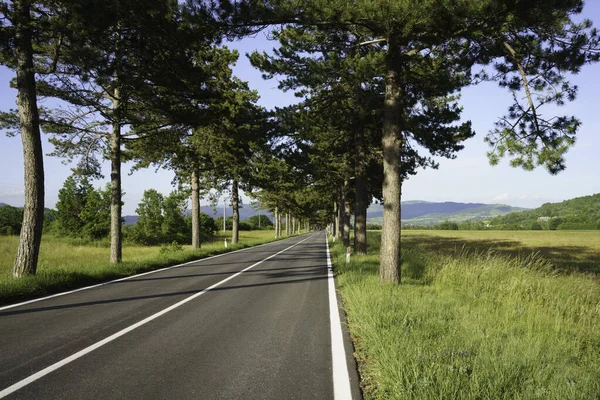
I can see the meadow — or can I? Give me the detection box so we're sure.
[0,230,282,306]
[331,230,600,399]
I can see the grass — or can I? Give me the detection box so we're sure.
[402,230,600,274]
[331,230,600,399]
[0,229,284,306]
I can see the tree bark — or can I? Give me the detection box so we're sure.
[231,179,239,244]
[354,123,368,255]
[380,47,403,284]
[191,164,200,249]
[342,180,351,248]
[110,85,122,264]
[278,210,282,237]
[286,212,290,235]
[332,201,337,237]
[12,0,45,278]
[336,188,344,240]
[274,207,279,238]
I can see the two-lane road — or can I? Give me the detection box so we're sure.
[0,232,361,399]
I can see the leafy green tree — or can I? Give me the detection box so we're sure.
[80,184,111,240]
[55,175,93,237]
[162,190,189,243]
[247,214,273,230]
[0,206,24,235]
[439,221,459,231]
[134,189,164,245]
[194,212,218,242]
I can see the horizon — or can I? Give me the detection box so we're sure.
[5,194,599,214]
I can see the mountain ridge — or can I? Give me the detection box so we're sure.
[367,201,528,226]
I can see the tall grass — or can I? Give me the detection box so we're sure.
[0,230,284,306]
[332,232,600,399]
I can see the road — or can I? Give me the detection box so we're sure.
[0,232,361,399]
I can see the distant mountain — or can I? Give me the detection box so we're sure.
[488,193,600,230]
[123,205,273,226]
[367,201,527,226]
[0,203,9,207]
[123,215,139,225]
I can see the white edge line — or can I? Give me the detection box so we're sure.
[0,234,305,312]
[0,233,318,399]
[326,234,353,400]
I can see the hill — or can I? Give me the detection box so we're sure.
[123,205,273,226]
[488,193,600,230]
[367,201,526,226]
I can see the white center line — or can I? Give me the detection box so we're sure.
[0,233,318,399]
[326,234,353,399]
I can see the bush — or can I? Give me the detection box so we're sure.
[531,222,543,230]
[159,241,183,254]
[439,221,459,230]
[238,221,252,231]
[366,223,382,230]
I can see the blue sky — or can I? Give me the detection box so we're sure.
[1,4,600,215]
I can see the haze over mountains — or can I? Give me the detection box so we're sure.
[123,201,526,226]
[367,201,528,226]
[0,199,534,227]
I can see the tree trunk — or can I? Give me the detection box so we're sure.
[342,180,351,248]
[278,210,282,237]
[332,201,337,237]
[354,125,368,254]
[231,179,239,244]
[274,207,279,238]
[336,188,344,240]
[380,48,403,284]
[110,86,123,264]
[286,212,290,235]
[12,0,44,278]
[191,164,200,249]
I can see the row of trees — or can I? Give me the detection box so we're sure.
[233,0,600,282]
[2,1,599,284]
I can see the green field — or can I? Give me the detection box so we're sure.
[331,230,600,399]
[0,230,282,306]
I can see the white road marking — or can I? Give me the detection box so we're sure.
[0,234,317,399]
[326,234,353,399]
[0,235,302,312]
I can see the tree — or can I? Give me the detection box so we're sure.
[247,214,273,230]
[222,0,600,283]
[134,189,164,245]
[39,0,225,263]
[55,175,92,236]
[79,184,111,240]
[125,45,244,250]
[162,190,189,243]
[0,0,56,276]
[0,205,24,235]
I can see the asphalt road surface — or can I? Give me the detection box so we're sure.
[0,232,361,399]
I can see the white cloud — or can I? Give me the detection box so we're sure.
[491,193,509,202]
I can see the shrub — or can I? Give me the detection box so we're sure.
[366,223,382,230]
[159,241,183,254]
[439,221,459,230]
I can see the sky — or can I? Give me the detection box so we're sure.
[1,3,600,215]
